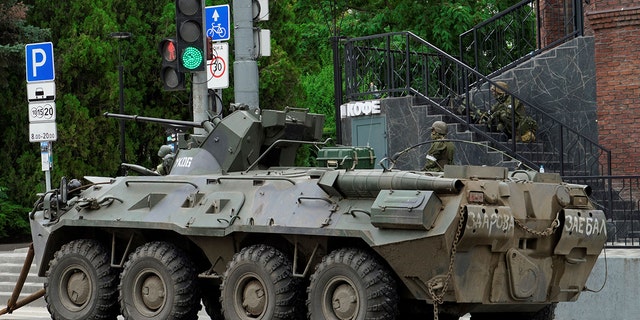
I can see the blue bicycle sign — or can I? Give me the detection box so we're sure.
[206,5,230,42]
[207,23,227,40]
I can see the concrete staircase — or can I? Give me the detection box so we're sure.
[423,110,522,170]
[0,245,46,309]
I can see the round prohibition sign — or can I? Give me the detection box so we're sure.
[209,56,226,78]
[30,103,55,120]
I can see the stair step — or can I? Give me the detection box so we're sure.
[0,247,46,311]
[0,292,46,308]
[0,281,43,292]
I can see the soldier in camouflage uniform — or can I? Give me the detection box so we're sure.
[487,81,537,142]
[423,121,455,172]
[155,145,175,175]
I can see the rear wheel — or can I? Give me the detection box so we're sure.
[307,248,398,320]
[45,239,119,320]
[220,244,300,319]
[119,241,200,320]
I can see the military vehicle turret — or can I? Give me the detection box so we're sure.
[26,107,606,320]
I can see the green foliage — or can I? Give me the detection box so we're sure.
[0,187,30,242]
[301,62,336,138]
[0,0,522,242]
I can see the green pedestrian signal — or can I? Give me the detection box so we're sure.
[181,46,204,70]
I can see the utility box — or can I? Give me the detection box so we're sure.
[316,146,376,170]
[371,190,442,230]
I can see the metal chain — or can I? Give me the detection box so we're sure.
[427,208,465,320]
[514,212,560,237]
[426,211,559,320]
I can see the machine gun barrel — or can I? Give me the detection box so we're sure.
[335,171,463,198]
[104,112,203,128]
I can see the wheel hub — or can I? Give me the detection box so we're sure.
[141,274,165,310]
[331,283,358,319]
[242,279,266,316]
[66,270,90,306]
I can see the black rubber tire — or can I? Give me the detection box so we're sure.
[307,248,399,320]
[45,239,119,320]
[118,241,200,320]
[220,244,301,319]
[471,304,556,320]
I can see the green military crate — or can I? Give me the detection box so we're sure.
[316,146,376,170]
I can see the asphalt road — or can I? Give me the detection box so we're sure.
[0,307,214,320]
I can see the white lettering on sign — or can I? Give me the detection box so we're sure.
[31,48,47,78]
[340,100,381,118]
[175,157,193,168]
[564,215,607,236]
[467,211,514,234]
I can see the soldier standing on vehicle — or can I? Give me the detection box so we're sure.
[423,120,454,172]
[487,81,537,142]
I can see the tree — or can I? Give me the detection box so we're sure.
[0,0,522,240]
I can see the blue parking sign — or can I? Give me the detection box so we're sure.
[25,42,55,83]
[206,5,230,42]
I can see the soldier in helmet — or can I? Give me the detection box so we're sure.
[487,81,537,142]
[423,120,455,172]
[155,145,175,175]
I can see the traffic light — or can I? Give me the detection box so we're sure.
[175,0,206,72]
[159,38,185,91]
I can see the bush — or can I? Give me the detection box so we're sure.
[0,186,31,242]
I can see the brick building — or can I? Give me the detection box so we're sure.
[584,1,640,175]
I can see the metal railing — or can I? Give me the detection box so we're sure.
[566,176,640,247]
[459,0,583,77]
[343,31,610,176]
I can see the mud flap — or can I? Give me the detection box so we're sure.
[554,209,607,256]
[457,205,514,252]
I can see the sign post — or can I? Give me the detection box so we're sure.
[25,42,56,190]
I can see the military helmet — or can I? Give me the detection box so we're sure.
[491,81,508,94]
[158,145,172,158]
[431,121,448,135]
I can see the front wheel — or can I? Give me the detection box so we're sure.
[119,241,200,320]
[307,248,398,320]
[45,239,119,320]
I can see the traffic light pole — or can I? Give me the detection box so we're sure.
[192,71,209,135]
[233,0,259,112]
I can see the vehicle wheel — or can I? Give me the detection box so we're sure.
[307,248,398,320]
[471,304,556,320]
[45,239,119,320]
[220,244,300,319]
[119,241,200,320]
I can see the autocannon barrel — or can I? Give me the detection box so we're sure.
[335,171,463,198]
[104,112,203,128]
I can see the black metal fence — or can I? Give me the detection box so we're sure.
[343,31,610,176]
[459,0,583,77]
[565,176,640,247]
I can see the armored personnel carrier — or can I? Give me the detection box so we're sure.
[25,107,605,320]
